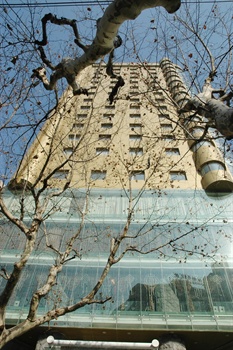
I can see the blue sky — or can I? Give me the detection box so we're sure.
[0,0,232,182]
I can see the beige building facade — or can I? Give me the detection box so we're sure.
[9,59,233,193]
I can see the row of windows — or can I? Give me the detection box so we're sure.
[52,170,187,181]
[73,121,172,132]
[68,134,177,142]
[76,113,171,122]
[78,103,169,114]
[64,146,180,157]
[129,65,159,71]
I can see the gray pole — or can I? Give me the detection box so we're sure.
[47,336,160,349]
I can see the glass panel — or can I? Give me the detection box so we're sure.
[1,189,233,332]
[77,114,88,118]
[91,170,106,180]
[130,171,145,180]
[52,170,69,179]
[200,162,225,176]
[69,134,80,141]
[99,135,111,140]
[161,124,173,131]
[130,105,140,109]
[129,123,142,132]
[129,148,143,156]
[73,123,84,129]
[166,148,180,156]
[170,171,187,181]
[129,135,142,141]
[64,147,73,155]
[130,114,141,118]
[162,135,175,141]
[101,123,113,129]
[103,114,114,120]
[96,148,110,155]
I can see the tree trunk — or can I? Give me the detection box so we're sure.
[35,0,180,92]
[183,81,233,139]
[206,99,233,139]
[159,336,186,350]
[160,341,186,350]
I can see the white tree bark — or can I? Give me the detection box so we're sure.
[206,99,233,139]
[159,340,186,350]
[182,78,233,139]
[35,0,180,93]
[159,336,186,350]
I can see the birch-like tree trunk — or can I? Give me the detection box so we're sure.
[34,0,180,93]
[159,341,186,350]
[181,78,233,139]
[159,336,186,350]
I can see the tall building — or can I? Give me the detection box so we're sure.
[1,60,233,350]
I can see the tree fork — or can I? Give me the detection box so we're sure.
[33,0,181,94]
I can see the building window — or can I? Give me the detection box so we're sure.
[130,123,142,132]
[105,105,115,109]
[77,114,88,119]
[69,134,80,141]
[52,170,69,179]
[91,170,106,180]
[200,161,225,176]
[130,98,140,102]
[99,134,111,140]
[129,135,142,141]
[154,92,163,97]
[103,114,114,120]
[165,148,180,156]
[129,147,143,156]
[170,171,187,181]
[73,123,84,129]
[89,86,97,91]
[161,123,173,131]
[130,114,141,119]
[101,123,113,129]
[80,106,90,110]
[96,147,110,155]
[130,105,140,109]
[162,135,175,141]
[159,114,170,120]
[130,171,145,181]
[130,80,138,84]
[83,98,92,103]
[159,106,167,111]
[64,147,74,155]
